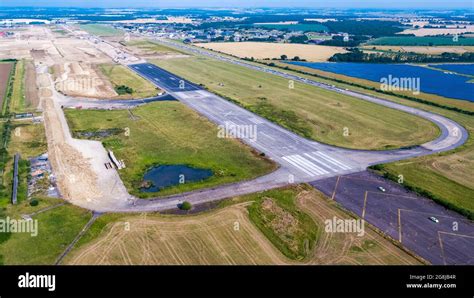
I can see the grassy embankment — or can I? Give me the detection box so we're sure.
[150,56,439,150]
[65,101,276,198]
[98,64,160,99]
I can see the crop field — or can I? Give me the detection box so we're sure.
[361,45,474,55]
[98,64,159,99]
[0,62,13,112]
[65,185,421,265]
[151,56,439,150]
[367,36,474,46]
[0,198,92,265]
[78,24,123,36]
[195,42,346,62]
[65,101,276,198]
[398,25,474,37]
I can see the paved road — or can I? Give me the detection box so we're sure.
[311,171,474,265]
[58,93,176,110]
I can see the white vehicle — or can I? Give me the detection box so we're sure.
[378,186,386,192]
[429,217,440,223]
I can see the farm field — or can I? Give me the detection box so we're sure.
[78,24,123,36]
[195,42,346,62]
[367,36,474,46]
[98,64,160,99]
[65,185,422,265]
[361,45,474,55]
[65,101,276,198]
[0,62,13,112]
[151,56,439,150]
[398,25,474,36]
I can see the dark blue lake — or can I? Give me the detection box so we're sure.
[140,165,213,193]
[287,62,474,102]
[429,64,474,76]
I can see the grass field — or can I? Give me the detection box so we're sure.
[196,42,346,62]
[1,122,48,204]
[65,185,421,265]
[9,59,25,113]
[0,198,92,265]
[98,64,159,99]
[367,36,474,46]
[65,101,276,198]
[9,122,47,159]
[78,24,123,36]
[125,40,186,56]
[151,56,439,150]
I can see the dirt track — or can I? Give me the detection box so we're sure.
[39,73,102,202]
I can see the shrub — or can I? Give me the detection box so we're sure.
[29,199,39,207]
[179,201,192,211]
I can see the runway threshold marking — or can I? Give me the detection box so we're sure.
[331,176,341,200]
[362,191,368,219]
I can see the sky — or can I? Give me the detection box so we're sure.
[0,0,472,9]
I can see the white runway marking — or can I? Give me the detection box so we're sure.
[282,154,329,176]
[312,151,351,170]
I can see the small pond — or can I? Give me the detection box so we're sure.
[140,164,213,193]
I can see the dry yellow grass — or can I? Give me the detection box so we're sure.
[196,42,347,62]
[66,204,288,265]
[66,187,422,265]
